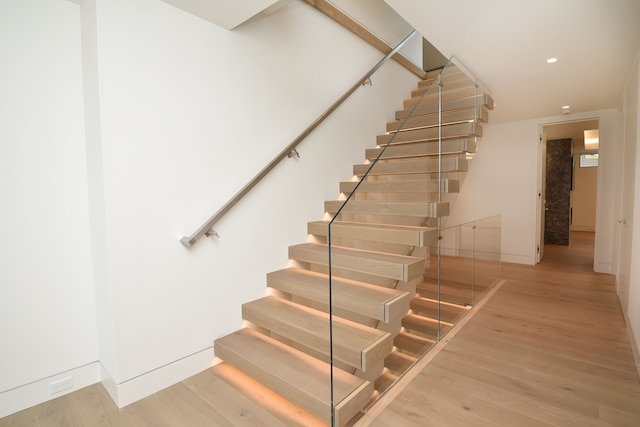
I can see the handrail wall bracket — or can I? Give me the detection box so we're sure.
[287,148,300,159]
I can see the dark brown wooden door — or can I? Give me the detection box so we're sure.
[544,139,572,245]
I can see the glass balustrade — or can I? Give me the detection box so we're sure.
[327,55,500,425]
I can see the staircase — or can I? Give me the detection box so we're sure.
[214,64,493,426]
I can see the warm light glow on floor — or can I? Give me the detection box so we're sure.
[212,363,327,427]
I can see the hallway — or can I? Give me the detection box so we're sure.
[363,231,640,426]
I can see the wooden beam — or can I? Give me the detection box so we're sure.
[303,0,427,79]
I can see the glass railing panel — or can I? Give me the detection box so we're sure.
[428,221,475,325]
[472,215,503,303]
[328,57,449,425]
[321,32,428,427]
[327,55,493,424]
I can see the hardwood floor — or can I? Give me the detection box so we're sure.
[361,231,640,426]
[2,232,639,426]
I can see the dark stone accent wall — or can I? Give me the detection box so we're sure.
[545,139,572,245]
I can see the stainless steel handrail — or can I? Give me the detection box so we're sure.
[181,30,419,248]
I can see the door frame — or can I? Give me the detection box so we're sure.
[536,125,547,263]
[536,117,600,263]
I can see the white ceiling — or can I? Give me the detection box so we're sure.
[160,0,640,124]
[385,0,640,123]
[160,0,291,30]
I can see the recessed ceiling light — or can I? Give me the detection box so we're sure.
[547,57,558,64]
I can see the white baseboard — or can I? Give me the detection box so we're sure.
[623,312,640,381]
[1,347,219,418]
[99,363,119,407]
[0,362,101,419]
[501,253,535,265]
[104,346,217,408]
[594,262,612,274]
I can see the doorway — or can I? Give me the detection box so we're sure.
[537,119,599,263]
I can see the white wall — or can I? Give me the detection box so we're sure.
[0,0,99,417]
[0,0,420,416]
[447,109,618,268]
[625,47,640,358]
[87,0,420,407]
[571,162,597,231]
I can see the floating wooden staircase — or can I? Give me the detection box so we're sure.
[213,65,493,426]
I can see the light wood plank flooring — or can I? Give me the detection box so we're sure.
[362,231,640,426]
[2,232,639,426]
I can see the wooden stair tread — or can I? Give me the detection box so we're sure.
[394,331,436,355]
[374,370,398,394]
[267,267,411,322]
[307,220,438,247]
[418,68,466,88]
[243,296,391,372]
[387,107,488,132]
[366,139,476,160]
[214,328,373,426]
[410,296,470,323]
[417,280,479,306]
[324,200,449,218]
[377,122,483,145]
[405,85,481,109]
[415,75,459,92]
[289,242,425,282]
[353,155,469,176]
[395,94,494,120]
[385,350,416,374]
[339,178,459,195]
[411,76,477,97]
[402,313,453,339]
